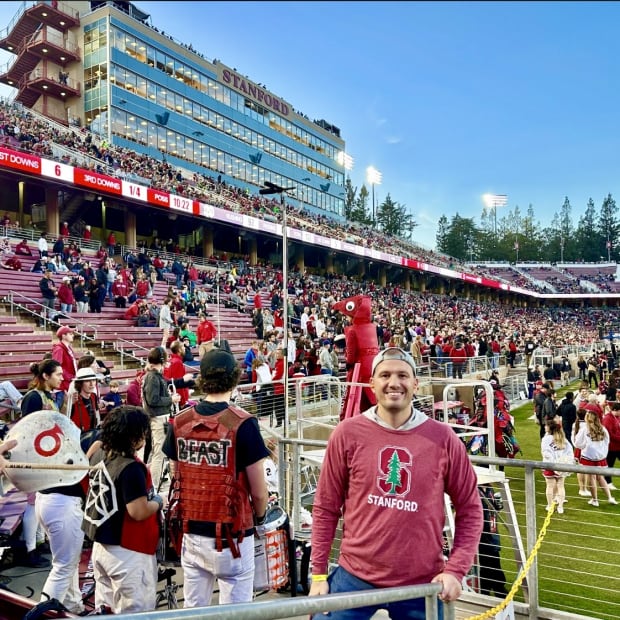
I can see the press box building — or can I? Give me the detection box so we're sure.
[0,0,347,221]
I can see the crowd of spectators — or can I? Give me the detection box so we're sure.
[479,264,603,294]
[561,267,617,293]
[0,100,478,275]
[3,100,620,297]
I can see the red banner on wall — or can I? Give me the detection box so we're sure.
[0,147,41,174]
[74,168,122,194]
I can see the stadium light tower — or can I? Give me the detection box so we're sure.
[482,193,508,237]
[337,151,354,172]
[366,166,382,225]
[259,180,295,434]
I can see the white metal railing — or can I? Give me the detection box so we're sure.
[274,435,620,620]
[5,290,95,347]
[109,583,451,620]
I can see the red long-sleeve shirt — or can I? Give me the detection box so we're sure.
[311,410,483,586]
[603,412,620,452]
[196,319,217,344]
[163,353,189,406]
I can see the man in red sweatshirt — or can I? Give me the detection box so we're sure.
[309,346,483,618]
[196,312,218,359]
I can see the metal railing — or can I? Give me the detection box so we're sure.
[5,290,94,347]
[0,224,102,254]
[272,426,620,620]
[110,583,451,620]
[3,290,151,368]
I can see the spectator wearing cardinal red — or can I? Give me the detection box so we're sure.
[112,275,129,308]
[152,254,165,281]
[124,298,145,322]
[51,325,79,409]
[57,276,75,314]
[15,238,33,256]
[107,231,116,256]
[196,312,218,359]
[451,339,467,379]
[163,341,190,407]
[508,338,518,369]
[135,274,150,299]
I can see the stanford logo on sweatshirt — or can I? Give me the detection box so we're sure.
[377,446,412,496]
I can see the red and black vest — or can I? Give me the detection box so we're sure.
[172,405,254,557]
[84,453,159,555]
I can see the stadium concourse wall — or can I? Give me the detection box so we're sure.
[2,142,620,304]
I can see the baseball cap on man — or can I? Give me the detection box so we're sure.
[200,348,238,376]
[56,326,75,338]
[371,347,417,377]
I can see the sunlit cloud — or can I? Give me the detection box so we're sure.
[386,136,402,144]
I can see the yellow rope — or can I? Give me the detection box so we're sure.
[464,502,555,620]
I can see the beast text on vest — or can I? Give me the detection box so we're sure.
[177,437,231,466]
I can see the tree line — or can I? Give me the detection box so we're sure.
[342,179,620,264]
[436,194,620,263]
[343,177,416,240]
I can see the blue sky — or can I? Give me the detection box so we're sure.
[2,1,620,248]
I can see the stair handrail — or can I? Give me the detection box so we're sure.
[112,337,152,369]
[0,224,101,255]
[5,290,99,342]
[4,290,156,369]
[0,1,32,45]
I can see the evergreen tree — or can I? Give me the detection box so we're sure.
[436,215,449,253]
[520,204,543,261]
[376,193,416,238]
[350,184,371,225]
[598,193,619,261]
[343,176,357,220]
[575,198,599,262]
[437,214,479,260]
[386,450,402,495]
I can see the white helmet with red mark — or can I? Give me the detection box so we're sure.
[4,411,89,492]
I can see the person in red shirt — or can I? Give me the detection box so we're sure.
[152,255,165,281]
[270,348,286,426]
[602,402,620,489]
[126,368,146,407]
[124,299,143,321]
[508,338,518,369]
[60,221,70,237]
[135,275,150,299]
[57,276,75,314]
[112,275,128,308]
[1,255,22,270]
[163,341,190,407]
[95,246,108,267]
[490,337,502,369]
[451,340,467,379]
[107,231,116,256]
[309,347,483,611]
[51,326,78,407]
[15,238,33,256]
[82,225,92,241]
[273,307,284,336]
[186,262,199,294]
[196,312,218,359]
